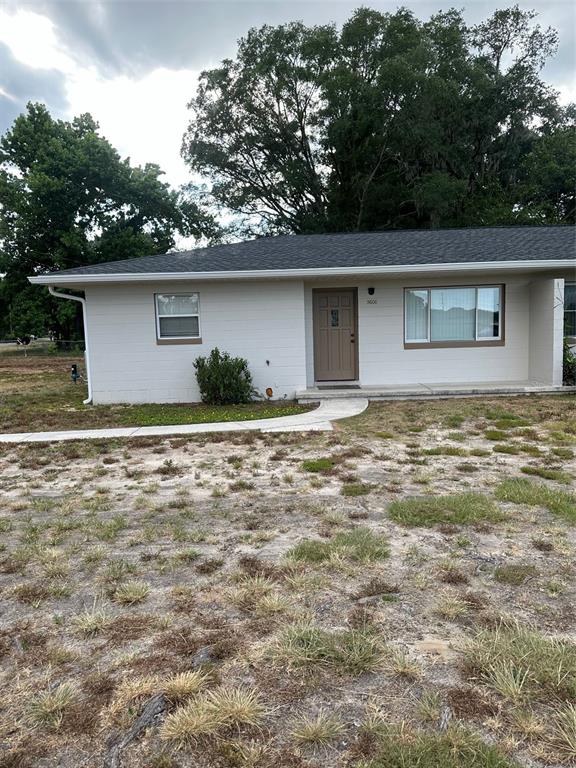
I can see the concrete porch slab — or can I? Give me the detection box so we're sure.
[297,381,576,402]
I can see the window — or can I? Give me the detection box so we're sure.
[155,293,200,341]
[565,282,576,337]
[404,285,503,346]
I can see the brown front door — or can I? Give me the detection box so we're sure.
[313,289,357,381]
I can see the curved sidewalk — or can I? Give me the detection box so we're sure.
[0,398,369,444]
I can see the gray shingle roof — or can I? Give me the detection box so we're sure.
[35,226,575,278]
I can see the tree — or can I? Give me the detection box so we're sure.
[0,103,220,339]
[183,5,573,235]
[513,112,576,223]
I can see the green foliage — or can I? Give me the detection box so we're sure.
[183,6,571,235]
[0,103,220,338]
[564,338,576,386]
[193,347,255,405]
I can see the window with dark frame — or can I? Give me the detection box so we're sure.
[565,282,576,336]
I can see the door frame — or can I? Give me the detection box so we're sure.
[312,287,359,382]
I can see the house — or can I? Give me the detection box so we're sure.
[29,226,575,405]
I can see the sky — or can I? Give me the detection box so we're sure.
[1,0,575,189]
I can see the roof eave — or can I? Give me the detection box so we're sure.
[28,259,574,286]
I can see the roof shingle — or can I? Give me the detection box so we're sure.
[33,226,576,279]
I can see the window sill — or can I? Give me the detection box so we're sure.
[156,337,203,345]
[404,340,504,349]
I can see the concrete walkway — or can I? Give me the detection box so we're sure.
[0,398,369,444]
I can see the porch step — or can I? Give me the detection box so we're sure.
[297,382,576,402]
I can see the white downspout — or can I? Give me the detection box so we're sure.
[48,286,92,404]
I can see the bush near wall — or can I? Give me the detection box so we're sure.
[564,339,576,386]
[194,348,256,405]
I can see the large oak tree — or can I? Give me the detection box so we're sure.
[0,103,219,338]
[183,6,575,235]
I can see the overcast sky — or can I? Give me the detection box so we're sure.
[1,0,574,188]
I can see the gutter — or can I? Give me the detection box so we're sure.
[29,259,575,285]
[48,287,92,404]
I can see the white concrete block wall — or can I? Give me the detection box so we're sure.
[305,274,532,386]
[82,271,566,403]
[85,280,308,403]
[528,278,564,386]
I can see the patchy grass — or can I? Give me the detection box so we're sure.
[496,478,576,523]
[494,564,538,586]
[0,356,311,432]
[160,686,265,744]
[388,493,505,527]
[301,457,337,473]
[291,710,344,747]
[520,465,573,484]
[0,386,574,767]
[362,725,520,767]
[464,620,576,701]
[341,482,373,496]
[287,527,389,563]
[270,622,387,674]
[424,445,467,456]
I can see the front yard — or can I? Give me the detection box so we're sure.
[0,354,310,432]
[0,379,575,766]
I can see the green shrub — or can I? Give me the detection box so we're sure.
[563,338,576,386]
[194,348,255,405]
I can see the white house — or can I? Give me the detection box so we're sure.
[29,226,575,404]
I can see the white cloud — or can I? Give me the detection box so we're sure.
[0,8,195,188]
[0,9,75,73]
[66,66,197,187]
[557,83,576,106]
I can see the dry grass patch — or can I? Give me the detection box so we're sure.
[72,600,112,636]
[160,686,266,745]
[26,682,79,729]
[553,703,576,760]
[113,580,150,605]
[290,709,344,747]
[105,669,210,727]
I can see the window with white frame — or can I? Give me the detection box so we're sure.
[155,293,200,340]
[404,285,502,345]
